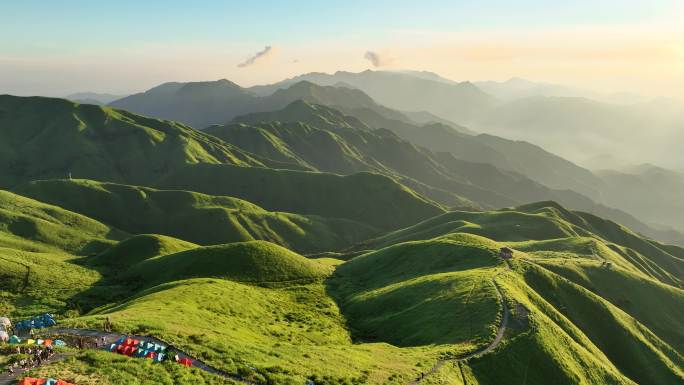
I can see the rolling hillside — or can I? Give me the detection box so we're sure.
[155,163,444,231]
[213,101,684,246]
[1,193,682,384]
[0,189,125,255]
[0,95,447,235]
[0,95,265,188]
[2,77,683,385]
[216,101,591,209]
[16,179,377,253]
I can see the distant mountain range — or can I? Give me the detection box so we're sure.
[10,70,684,242]
[66,92,127,105]
[596,164,684,232]
[103,73,684,244]
[212,99,683,245]
[106,76,599,197]
[249,69,497,123]
[109,79,407,129]
[0,94,442,233]
[474,77,649,104]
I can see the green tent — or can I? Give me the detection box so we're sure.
[9,335,21,344]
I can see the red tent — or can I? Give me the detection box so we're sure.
[178,357,193,367]
[18,379,75,385]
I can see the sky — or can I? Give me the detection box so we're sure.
[1,0,683,98]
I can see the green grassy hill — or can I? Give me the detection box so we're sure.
[0,189,129,317]
[119,240,331,286]
[16,179,377,252]
[0,95,266,188]
[213,101,597,210]
[2,90,683,385]
[516,262,684,385]
[362,202,684,288]
[2,196,683,385]
[91,234,198,267]
[532,258,684,350]
[330,234,502,347]
[213,100,684,247]
[156,163,444,231]
[1,95,448,237]
[0,189,125,254]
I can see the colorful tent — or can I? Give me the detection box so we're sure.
[18,378,75,385]
[9,335,21,344]
[107,335,168,363]
[14,313,56,331]
[178,357,193,367]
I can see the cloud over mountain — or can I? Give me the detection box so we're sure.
[364,50,391,67]
[238,45,275,68]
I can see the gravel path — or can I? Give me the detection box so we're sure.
[407,262,511,385]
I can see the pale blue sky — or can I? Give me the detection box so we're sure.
[1,1,682,96]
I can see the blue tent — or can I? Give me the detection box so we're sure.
[15,313,56,331]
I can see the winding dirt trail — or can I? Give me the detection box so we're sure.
[407,263,511,385]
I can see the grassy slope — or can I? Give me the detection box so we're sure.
[464,266,637,385]
[2,191,682,385]
[119,241,331,286]
[213,101,517,209]
[330,234,501,347]
[91,234,198,267]
[0,189,130,317]
[65,279,444,385]
[17,179,378,253]
[0,247,101,318]
[531,259,684,358]
[156,163,444,231]
[363,202,684,288]
[0,189,125,255]
[0,95,265,188]
[24,350,235,385]
[519,262,684,385]
[220,101,603,211]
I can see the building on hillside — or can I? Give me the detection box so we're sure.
[499,247,513,260]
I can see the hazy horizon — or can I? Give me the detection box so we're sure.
[2,0,683,99]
